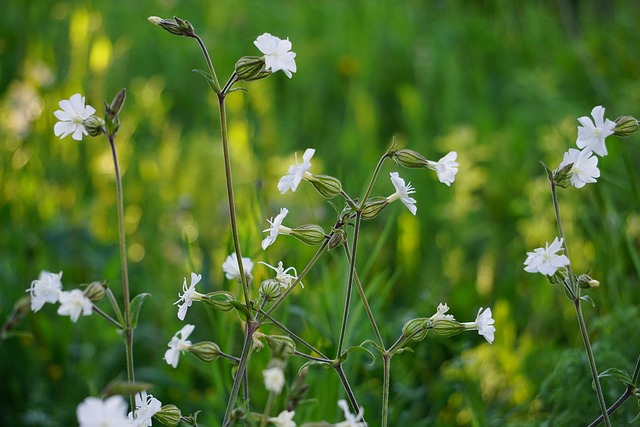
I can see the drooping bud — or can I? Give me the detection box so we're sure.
[289,224,326,246]
[306,174,343,199]
[577,273,600,289]
[83,116,105,137]
[259,279,283,301]
[361,197,389,220]
[432,319,465,339]
[328,228,346,250]
[613,116,639,138]
[392,149,429,169]
[83,281,106,303]
[265,335,296,359]
[148,16,196,38]
[154,404,182,426]
[401,317,428,342]
[234,56,266,81]
[189,341,222,362]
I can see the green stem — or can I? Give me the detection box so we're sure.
[334,363,362,421]
[381,353,392,427]
[259,391,276,427]
[257,308,329,359]
[360,152,390,207]
[194,34,221,92]
[336,212,362,357]
[107,135,135,395]
[223,321,258,426]
[91,304,122,328]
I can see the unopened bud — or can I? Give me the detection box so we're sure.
[401,317,428,342]
[107,88,126,119]
[432,319,465,339]
[577,273,600,289]
[548,268,568,286]
[154,404,182,426]
[290,224,326,246]
[83,116,105,137]
[265,335,296,359]
[234,56,266,81]
[392,149,429,169]
[83,281,106,303]
[189,341,221,362]
[148,16,195,38]
[361,197,389,220]
[328,229,346,250]
[259,279,282,301]
[613,116,639,138]
[204,290,236,311]
[306,174,342,199]
[552,162,573,188]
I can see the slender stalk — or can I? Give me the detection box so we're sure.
[257,308,329,359]
[550,181,610,426]
[194,34,221,92]
[107,135,135,394]
[259,392,276,427]
[336,212,362,357]
[334,363,362,420]
[360,153,390,207]
[381,353,392,427]
[91,304,123,328]
[223,321,258,426]
[293,350,332,364]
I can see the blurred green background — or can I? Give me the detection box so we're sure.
[2,0,640,425]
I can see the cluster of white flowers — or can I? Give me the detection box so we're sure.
[558,106,615,188]
[76,392,161,427]
[25,270,93,323]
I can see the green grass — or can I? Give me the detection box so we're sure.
[2,1,640,425]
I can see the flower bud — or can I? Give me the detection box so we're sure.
[614,116,639,138]
[259,279,283,301]
[265,335,296,359]
[392,149,429,169]
[290,224,326,246]
[328,229,346,250]
[361,197,389,220]
[107,88,126,119]
[148,16,195,38]
[307,174,342,199]
[83,281,106,303]
[189,341,221,362]
[552,162,573,188]
[83,116,105,137]
[548,267,567,286]
[577,273,600,289]
[234,56,266,81]
[204,290,236,311]
[432,319,465,339]
[154,404,182,426]
[401,317,428,342]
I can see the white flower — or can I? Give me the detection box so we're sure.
[222,253,254,282]
[268,410,296,427]
[427,151,459,186]
[335,399,366,427]
[128,391,162,427]
[429,303,456,322]
[278,148,315,194]
[262,366,285,394]
[53,94,96,141]
[57,289,93,322]
[26,270,63,312]
[558,148,600,188]
[175,272,205,321]
[254,33,297,78]
[259,261,302,289]
[387,172,417,215]
[462,307,496,344]
[164,324,195,368]
[262,208,292,250]
[523,237,570,276]
[576,105,616,157]
[77,395,131,427]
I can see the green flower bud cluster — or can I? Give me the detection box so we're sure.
[148,16,195,38]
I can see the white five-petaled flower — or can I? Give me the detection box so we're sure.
[175,272,205,321]
[523,237,570,276]
[558,148,600,188]
[222,253,254,282]
[77,395,131,427]
[164,324,195,368]
[57,289,93,323]
[268,410,296,427]
[576,105,616,157]
[387,172,417,215]
[26,270,63,312]
[262,365,285,394]
[462,307,496,344]
[278,148,315,194]
[429,302,456,322]
[335,399,367,427]
[259,261,302,289]
[262,208,292,250]
[254,33,297,78]
[53,94,96,141]
[128,391,162,427]
[427,151,459,186]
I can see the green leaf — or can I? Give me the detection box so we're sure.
[599,367,634,387]
[130,293,151,329]
[229,300,252,321]
[338,344,376,366]
[580,294,596,308]
[192,69,217,93]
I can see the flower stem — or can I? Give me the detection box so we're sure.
[333,363,363,422]
[381,352,392,427]
[336,212,362,357]
[194,34,221,93]
[223,320,258,426]
[360,153,391,207]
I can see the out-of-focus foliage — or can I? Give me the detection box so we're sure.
[1,0,640,426]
